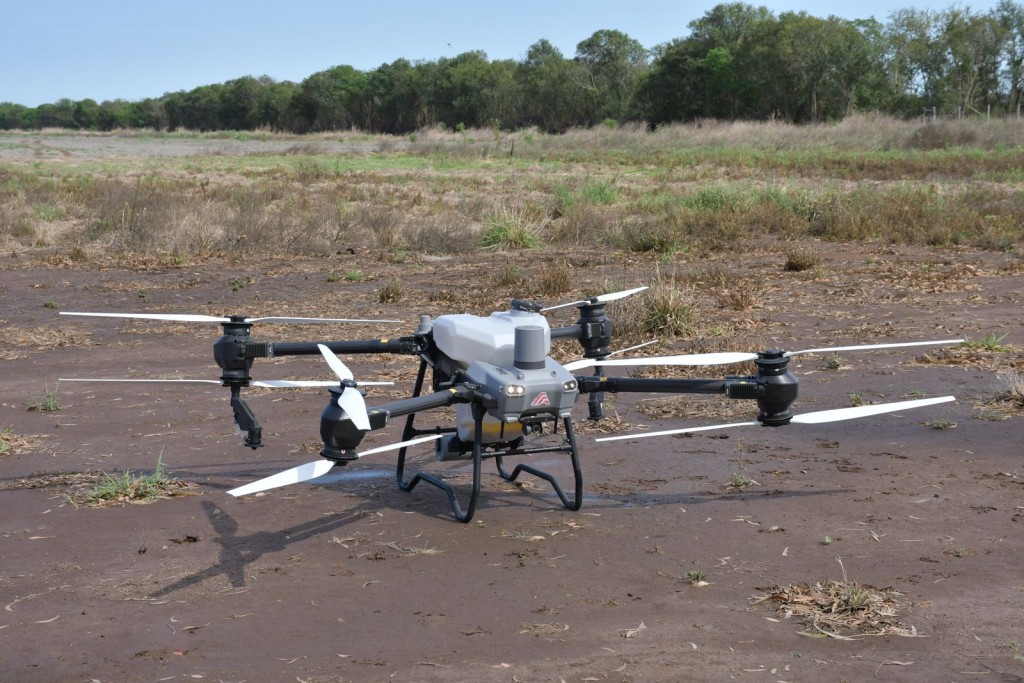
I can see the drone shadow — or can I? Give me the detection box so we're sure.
[148,498,389,598]
[148,463,848,598]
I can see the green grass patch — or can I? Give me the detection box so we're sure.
[82,456,186,506]
[480,207,544,250]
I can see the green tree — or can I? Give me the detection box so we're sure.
[519,39,580,131]
[574,29,648,124]
[995,0,1024,112]
[291,65,369,132]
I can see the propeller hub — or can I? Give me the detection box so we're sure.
[575,303,612,358]
[320,387,367,461]
[754,351,798,426]
[510,299,543,313]
[214,318,255,381]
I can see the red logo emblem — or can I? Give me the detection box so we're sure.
[530,392,551,407]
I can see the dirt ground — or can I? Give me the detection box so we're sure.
[1,240,1022,683]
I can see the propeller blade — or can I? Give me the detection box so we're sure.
[317,344,354,382]
[605,340,659,357]
[227,459,336,497]
[60,312,402,324]
[338,388,371,431]
[226,435,443,497]
[247,316,403,324]
[790,395,956,424]
[564,352,756,373]
[567,339,965,374]
[541,286,649,312]
[595,421,760,442]
[250,380,349,388]
[317,344,372,430]
[61,311,230,323]
[786,339,965,358]
[60,377,221,384]
[355,434,444,458]
[58,378,378,389]
[596,396,956,443]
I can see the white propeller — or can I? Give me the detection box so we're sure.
[564,351,755,373]
[541,286,649,312]
[782,339,965,359]
[58,378,393,388]
[595,395,956,443]
[317,344,372,431]
[226,434,444,497]
[562,339,965,374]
[59,311,402,324]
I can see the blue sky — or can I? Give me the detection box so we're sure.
[1,0,1001,107]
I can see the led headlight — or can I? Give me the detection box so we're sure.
[505,384,526,396]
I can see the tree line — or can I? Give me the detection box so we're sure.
[3,2,1023,133]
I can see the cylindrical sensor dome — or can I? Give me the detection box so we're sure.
[514,325,547,370]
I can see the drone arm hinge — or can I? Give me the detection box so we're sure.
[724,377,760,400]
[244,341,272,359]
[229,388,263,449]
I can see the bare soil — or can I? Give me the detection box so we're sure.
[1,240,1023,683]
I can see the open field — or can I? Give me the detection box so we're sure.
[1,123,1023,681]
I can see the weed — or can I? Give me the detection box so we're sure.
[992,369,1024,409]
[83,455,182,506]
[824,353,843,370]
[375,277,405,303]
[326,273,341,283]
[926,416,957,430]
[581,179,618,205]
[491,261,522,289]
[380,541,442,556]
[1011,641,1023,663]
[727,460,758,489]
[962,333,1011,352]
[822,535,834,545]
[784,246,821,272]
[848,392,865,407]
[685,568,707,584]
[230,276,247,291]
[480,206,543,250]
[0,427,15,455]
[27,383,61,412]
[719,283,758,311]
[343,269,364,282]
[537,261,571,297]
[615,274,697,342]
[500,528,536,542]
[43,300,58,309]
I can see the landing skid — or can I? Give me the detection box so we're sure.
[394,361,583,523]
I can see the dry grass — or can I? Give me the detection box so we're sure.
[991,369,1024,412]
[752,560,920,639]
[0,426,41,455]
[3,119,1023,261]
[0,325,93,351]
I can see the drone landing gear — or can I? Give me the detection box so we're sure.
[394,363,582,523]
[494,417,582,512]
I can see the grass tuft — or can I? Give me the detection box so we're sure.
[27,382,61,412]
[480,206,544,250]
[374,277,405,303]
[82,456,184,506]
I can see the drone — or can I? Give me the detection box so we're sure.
[60,287,961,522]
